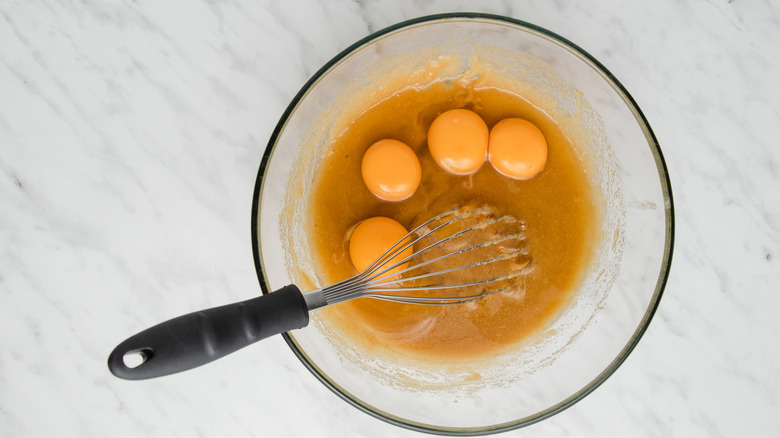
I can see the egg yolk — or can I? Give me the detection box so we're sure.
[361,139,421,202]
[349,217,413,275]
[427,109,489,175]
[488,118,548,180]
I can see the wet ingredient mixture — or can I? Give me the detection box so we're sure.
[307,78,598,361]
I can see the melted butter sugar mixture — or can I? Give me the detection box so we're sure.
[307,78,598,361]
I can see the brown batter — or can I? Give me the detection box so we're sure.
[307,79,598,361]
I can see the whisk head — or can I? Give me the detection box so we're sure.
[311,204,532,308]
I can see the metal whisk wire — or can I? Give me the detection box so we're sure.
[317,206,532,306]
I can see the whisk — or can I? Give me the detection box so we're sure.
[108,206,531,380]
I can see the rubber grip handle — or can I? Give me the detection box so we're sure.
[107,284,309,380]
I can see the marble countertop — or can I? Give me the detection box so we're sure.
[2,1,779,436]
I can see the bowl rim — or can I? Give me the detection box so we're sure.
[251,12,675,435]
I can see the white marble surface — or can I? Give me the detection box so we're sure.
[2,0,779,436]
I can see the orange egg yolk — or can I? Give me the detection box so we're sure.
[349,217,413,275]
[488,118,548,180]
[361,139,422,202]
[427,109,489,175]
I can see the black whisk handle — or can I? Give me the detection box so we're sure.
[107,284,309,380]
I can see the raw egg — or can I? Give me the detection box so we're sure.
[349,216,412,275]
[427,109,489,175]
[488,118,548,180]
[361,139,421,202]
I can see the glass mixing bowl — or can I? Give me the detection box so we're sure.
[251,13,673,435]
